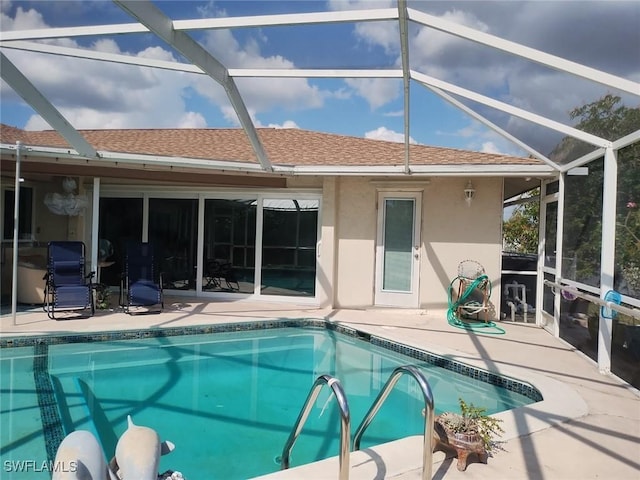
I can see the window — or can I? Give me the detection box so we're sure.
[3,186,33,241]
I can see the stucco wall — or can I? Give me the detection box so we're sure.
[421,177,503,317]
[334,177,378,308]
[331,176,503,317]
[37,180,73,241]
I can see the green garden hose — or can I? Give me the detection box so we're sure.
[447,274,506,335]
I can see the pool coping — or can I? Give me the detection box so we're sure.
[0,318,543,403]
[0,317,588,479]
[251,321,589,479]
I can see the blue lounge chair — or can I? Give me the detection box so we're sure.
[43,241,94,319]
[120,242,163,314]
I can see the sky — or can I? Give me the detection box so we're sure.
[0,0,639,158]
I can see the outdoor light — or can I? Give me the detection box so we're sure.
[464,180,476,207]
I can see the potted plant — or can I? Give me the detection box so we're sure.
[432,398,504,471]
[94,283,111,310]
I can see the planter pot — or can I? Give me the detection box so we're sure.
[433,416,488,471]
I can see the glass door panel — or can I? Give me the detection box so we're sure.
[261,199,319,297]
[382,199,414,292]
[149,198,198,291]
[203,199,256,294]
[98,197,143,287]
[544,202,558,269]
[375,192,421,307]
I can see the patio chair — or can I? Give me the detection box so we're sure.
[43,241,95,319]
[204,259,239,291]
[120,242,163,314]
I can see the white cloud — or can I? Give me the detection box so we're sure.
[438,121,527,157]
[354,20,398,56]
[327,0,394,12]
[480,141,501,154]
[1,4,47,30]
[358,2,640,153]
[195,28,326,116]
[1,6,209,130]
[266,120,299,129]
[177,111,207,129]
[1,3,327,131]
[345,78,401,110]
[365,126,417,144]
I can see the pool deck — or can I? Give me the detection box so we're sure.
[1,298,639,480]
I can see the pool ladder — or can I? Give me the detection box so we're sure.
[281,374,351,479]
[281,365,435,480]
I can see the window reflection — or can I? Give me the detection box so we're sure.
[562,159,603,286]
[98,197,143,287]
[203,199,256,294]
[3,187,33,240]
[261,199,319,297]
[544,202,557,269]
[149,198,198,290]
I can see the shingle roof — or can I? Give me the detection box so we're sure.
[0,124,541,167]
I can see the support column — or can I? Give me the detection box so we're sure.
[598,147,618,373]
[91,177,100,281]
[11,141,22,325]
[319,177,338,308]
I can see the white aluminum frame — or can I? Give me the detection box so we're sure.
[1,1,639,381]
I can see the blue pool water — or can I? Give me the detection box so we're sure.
[0,321,540,479]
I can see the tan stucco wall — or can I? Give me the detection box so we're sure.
[37,179,73,241]
[330,176,503,317]
[334,177,378,308]
[421,177,503,317]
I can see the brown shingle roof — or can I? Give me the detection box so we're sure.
[0,124,540,167]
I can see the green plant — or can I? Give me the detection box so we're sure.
[439,398,504,453]
[94,284,111,309]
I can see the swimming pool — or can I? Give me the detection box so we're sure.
[0,319,541,479]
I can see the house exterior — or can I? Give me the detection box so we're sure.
[1,124,554,316]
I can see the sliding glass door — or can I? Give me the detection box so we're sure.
[203,199,256,294]
[260,199,319,297]
[149,198,198,291]
[98,197,143,287]
[99,191,321,299]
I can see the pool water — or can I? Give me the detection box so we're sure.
[0,325,538,479]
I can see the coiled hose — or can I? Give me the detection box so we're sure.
[447,274,505,335]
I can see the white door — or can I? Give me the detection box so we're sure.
[375,192,421,307]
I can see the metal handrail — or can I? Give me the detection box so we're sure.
[281,374,351,480]
[353,365,435,480]
[545,280,640,319]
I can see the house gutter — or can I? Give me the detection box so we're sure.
[1,144,554,178]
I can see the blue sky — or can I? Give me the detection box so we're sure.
[1,1,638,158]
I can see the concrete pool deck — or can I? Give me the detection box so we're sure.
[1,297,639,479]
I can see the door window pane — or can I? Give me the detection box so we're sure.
[544,202,557,269]
[203,199,256,293]
[382,199,414,292]
[261,199,318,297]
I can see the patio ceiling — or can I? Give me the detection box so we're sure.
[0,0,638,176]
